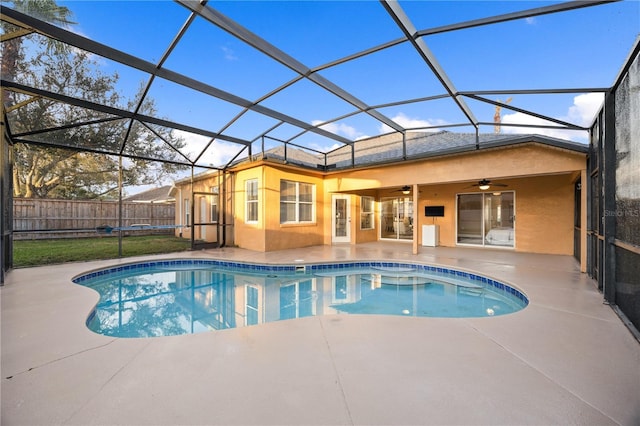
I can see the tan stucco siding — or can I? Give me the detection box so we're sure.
[234,168,265,251]
[261,166,325,251]
[173,142,585,256]
[513,174,576,254]
[324,144,585,190]
[413,174,577,254]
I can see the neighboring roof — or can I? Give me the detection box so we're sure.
[124,185,174,203]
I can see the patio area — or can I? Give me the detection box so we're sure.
[1,243,639,425]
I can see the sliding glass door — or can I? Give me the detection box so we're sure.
[380,197,413,240]
[457,192,515,247]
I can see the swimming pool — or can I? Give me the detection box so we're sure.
[73,259,528,338]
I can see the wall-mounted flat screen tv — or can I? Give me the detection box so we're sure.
[425,206,445,217]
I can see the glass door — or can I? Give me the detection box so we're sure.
[484,192,514,247]
[381,197,413,240]
[457,194,483,244]
[332,195,350,243]
[457,192,514,247]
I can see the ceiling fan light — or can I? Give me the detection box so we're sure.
[402,189,410,195]
[479,184,490,190]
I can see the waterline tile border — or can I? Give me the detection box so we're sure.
[73,258,528,305]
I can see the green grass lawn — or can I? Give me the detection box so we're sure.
[13,235,192,267]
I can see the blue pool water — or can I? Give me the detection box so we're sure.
[73,260,528,338]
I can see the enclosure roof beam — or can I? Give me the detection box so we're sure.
[463,94,588,130]
[380,0,478,128]
[416,0,619,36]
[1,80,251,146]
[0,6,353,146]
[175,0,405,134]
[458,88,610,95]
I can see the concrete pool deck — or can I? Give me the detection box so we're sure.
[1,243,639,425]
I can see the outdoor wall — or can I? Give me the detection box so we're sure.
[413,174,577,254]
[324,143,586,192]
[353,190,379,244]
[173,141,585,255]
[325,143,585,256]
[233,167,265,251]
[231,164,326,252]
[262,165,325,252]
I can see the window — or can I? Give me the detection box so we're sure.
[279,279,315,320]
[210,186,218,223]
[280,180,315,223]
[184,199,190,226]
[245,285,259,326]
[245,179,258,223]
[360,196,374,230]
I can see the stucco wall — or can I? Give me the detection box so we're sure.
[414,174,578,254]
[258,167,326,251]
[174,142,585,255]
[234,167,266,251]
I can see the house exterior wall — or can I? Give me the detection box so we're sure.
[234,167,265,251]
[173,142,586,258]
[412,174,578,254]
[265,166,325,251]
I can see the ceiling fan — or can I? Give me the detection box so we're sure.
[393,185,413,194]
[468,179,508,190]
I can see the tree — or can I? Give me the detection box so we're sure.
[4,0,188,199]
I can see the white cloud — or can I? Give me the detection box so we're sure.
[565,93,605,125]
[501,93,604,142]
[312,120,368,140]
[378,112,449,134]
[172,130,243,167]
[525,17,536,25]
[221,46,238,61]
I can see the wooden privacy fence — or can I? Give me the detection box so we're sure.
[13,198,176,240]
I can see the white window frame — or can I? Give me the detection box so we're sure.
[245,285,259,326]
[360,196,375,230]
[184,199,190,226]
[280,180,315,224]
[245,179,258,224]
[280,279,316,319]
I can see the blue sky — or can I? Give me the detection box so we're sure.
[18,0,640,169]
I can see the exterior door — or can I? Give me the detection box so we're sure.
[380,197,413,240]
[332,195,350,243]
[457,192,515,247]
